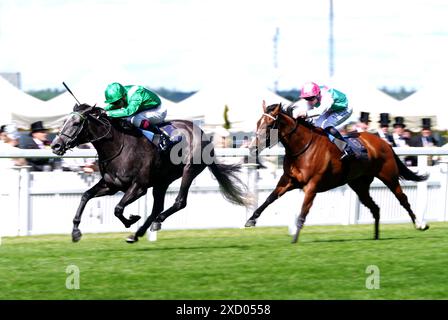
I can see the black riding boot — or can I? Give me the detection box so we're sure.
[324,126,355,160]
[157,127,175,152]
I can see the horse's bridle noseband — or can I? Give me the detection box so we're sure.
[260,109,313,157]
[58,110,113,146]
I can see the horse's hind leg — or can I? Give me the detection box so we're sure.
[151,165,205,231]
[126,184,169,243]
[72,179,118,242]
[378,175,429,231]
[348,176,381,240]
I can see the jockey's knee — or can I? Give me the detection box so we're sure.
[324,126,339,136]
[139,119,151,130]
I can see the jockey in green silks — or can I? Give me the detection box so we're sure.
[103,82,171,151]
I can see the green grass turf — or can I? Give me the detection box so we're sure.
[0,222,447,300]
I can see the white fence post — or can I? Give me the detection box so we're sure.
[18,166,31,236]
[415,155,429,227]
[244,163,259,223]
[439,160,448,222]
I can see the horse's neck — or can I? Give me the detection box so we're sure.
[90,124,124,161]
[279,117,317,155]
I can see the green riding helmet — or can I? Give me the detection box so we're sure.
[104,82,126,103]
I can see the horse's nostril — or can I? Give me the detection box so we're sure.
[52,143,61,150]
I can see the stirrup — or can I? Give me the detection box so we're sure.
[340,148,355,161]
[158,134,171,152]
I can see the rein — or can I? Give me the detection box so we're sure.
[263,112,314,158]
[89,115,125,166]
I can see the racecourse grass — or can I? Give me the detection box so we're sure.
[1,222,448,300]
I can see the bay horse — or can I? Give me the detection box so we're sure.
[51,103,250,243]
[245,101,429,243]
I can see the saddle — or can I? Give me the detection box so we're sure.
[117,119,182,152]
[154,122,183,152]
[343,131,369,160]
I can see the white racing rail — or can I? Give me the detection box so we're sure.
[0,147,447,239]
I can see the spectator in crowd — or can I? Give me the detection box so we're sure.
[391,116,409,147]
[19,121,58,171]
[340,121,357,135]
[0,124,27,169]
[355,111,371,132]
[409,118,440,147]
[408,118,441,166]
[0,124,8,143]
[375,113,394,146]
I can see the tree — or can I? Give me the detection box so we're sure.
[223,105,231,130]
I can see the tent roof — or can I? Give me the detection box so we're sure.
[0,76,47,128]
[326,76,402,127]
[15,69,178,130]
[174,80,290,132]
[397,85,447,130]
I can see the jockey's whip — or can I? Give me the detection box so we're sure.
[62,81,81,105]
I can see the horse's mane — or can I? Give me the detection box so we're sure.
[72,103,141,136]
[266,103,319,132]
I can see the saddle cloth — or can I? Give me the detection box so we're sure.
[158,123,182,143]
[343,131,369,160]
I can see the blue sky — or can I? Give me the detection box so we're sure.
[1,0,448,91]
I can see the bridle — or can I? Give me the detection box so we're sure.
[260,110,314,158]
[58,109,124,163]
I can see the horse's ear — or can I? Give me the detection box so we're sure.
[262,100,266,113]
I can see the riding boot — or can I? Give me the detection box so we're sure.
[139,120,172,152]
[157,127,174,152]
[324,126,355,160]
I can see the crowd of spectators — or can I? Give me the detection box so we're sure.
[1,114,447,172]
[345,111,446,166]
[0,120,97,173]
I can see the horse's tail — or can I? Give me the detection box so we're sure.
[208,162,252,207]
[393,152,428,182]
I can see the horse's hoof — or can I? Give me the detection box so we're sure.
[417,223,430,231]
[150,222,162,232]
[126,234,139,244]
[125,215,141,228]
[245,219,256,227]
[72,230,82,242]
[291,234,299,244]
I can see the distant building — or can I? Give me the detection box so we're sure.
[0,72,22,89]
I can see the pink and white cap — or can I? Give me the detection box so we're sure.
[300,82,321,98]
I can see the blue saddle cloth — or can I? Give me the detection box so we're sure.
[157,123,182,143]
[343,132,369,160]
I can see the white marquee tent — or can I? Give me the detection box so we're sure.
[173,80,291,133]
[325,76,402,128]
[397,84,448,131]
[9,69,178,130]
[0,75,48,128]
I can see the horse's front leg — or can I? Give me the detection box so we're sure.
[291,188,317,244]
[245,174,294,227]
[72,179,117,242]
[114,183,147,228]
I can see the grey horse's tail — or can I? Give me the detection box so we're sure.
[208,162,253,207]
